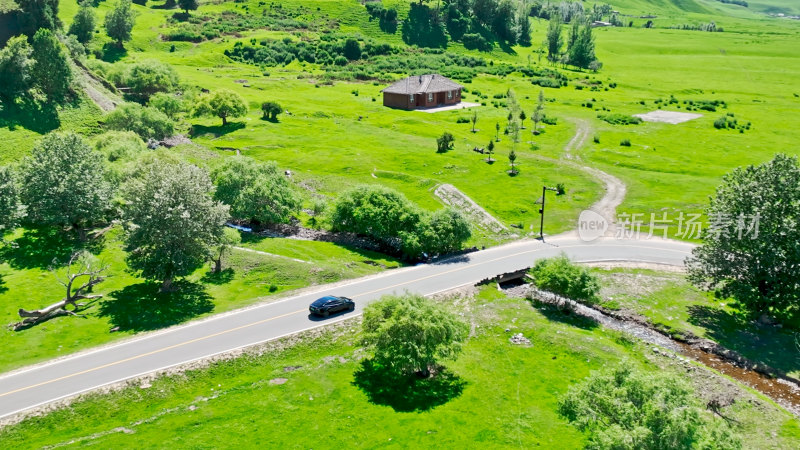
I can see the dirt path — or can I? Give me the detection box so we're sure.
[434,184,510,234]
[76,64,121,113]
[561,119,627,230]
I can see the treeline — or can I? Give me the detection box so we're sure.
[716,0,747,7]
[367,0,532,51]
[545,15,601,70]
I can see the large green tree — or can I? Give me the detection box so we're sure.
[104,102,175,140]
[122,160,229,291]
[362,294,468,377]
[0,166,26,236]
[545,15,563,62]
[211,156,301,225]
[121,59,179,101]
[559,363,741,449]
[177,0,198,15]
[400,208,471,260]
[529,254,600,302]
[687,154,800,322]
[17,0,61,38]
[31,28,73,101]
[105,0,135,47]
[330,185,421,247]
[68,2,96,44]
[566,20,598,69]
[192,89,248,126]
[19,132,112,236]
[0,35,33,101]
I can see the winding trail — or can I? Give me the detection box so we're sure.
[561,119,627,233]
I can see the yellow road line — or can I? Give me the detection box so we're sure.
[1,241,688,398]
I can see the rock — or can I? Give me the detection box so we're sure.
[269,378,288,385]
[509,333,531,345]
[505,328,510,332]
[139,382,151,389]
[283,365,302,372]
[188,405,197,411]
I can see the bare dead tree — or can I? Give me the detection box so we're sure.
[12,251,108,331]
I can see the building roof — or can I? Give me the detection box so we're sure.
[381,74,463,95]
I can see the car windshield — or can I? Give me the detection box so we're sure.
[311,296,337,306]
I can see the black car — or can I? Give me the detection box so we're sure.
[309,296,355,317]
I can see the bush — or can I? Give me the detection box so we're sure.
[117,60,180,102]
[559,363,741,449]
[598,113,642,125]
[93,130,147,162]
[148,92,183,118]
[462,33,492,52]
[529,254,600,302]
[456,116,470,124]
[329,185,421,249]
[400,208,471,260]
[620,139,631,146]
[105,103,175,140]
[437,132,455,153]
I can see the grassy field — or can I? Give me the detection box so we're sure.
[0,226,401,373]
[2,286,798,448]
[594,267,800,379]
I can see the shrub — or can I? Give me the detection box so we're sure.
[620,139,631,146]
[329,185,421,249]
[436,132,455,153]
[598,113,642,125]
[148,92,183,118]
[93,130,147,162]
[119,60,180,102]
[261,101,282,120]
[456,116,470,124]
[529,254,600,302]
[462,33,492,52]
[559,363,741,449]
[105,103,175,140]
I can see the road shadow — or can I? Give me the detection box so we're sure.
[100,281,214,332]
[352,359,466,412]
[688,305,799,376]
[0,97,60,134]
[0,227,105,271]
[535,302,599,330]
[190,122,245,138]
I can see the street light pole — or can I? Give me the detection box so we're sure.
[538,185,558,241]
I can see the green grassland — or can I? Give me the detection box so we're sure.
[0,226,401,373]
[1,0,800,385]
[595,267,800,379]
[2,287,798,448]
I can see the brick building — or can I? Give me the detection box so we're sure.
[381,74,463,110]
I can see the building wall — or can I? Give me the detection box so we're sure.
[383,89,462,110]
[383,92,414,110]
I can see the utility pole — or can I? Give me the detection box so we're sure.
[538,185,559,241]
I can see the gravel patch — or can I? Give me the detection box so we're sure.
[633,110,703,124]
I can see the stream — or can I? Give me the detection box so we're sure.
[509,284,800,417]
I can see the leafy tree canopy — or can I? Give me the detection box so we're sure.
[0,165,26,235]
[68,2,96,44]
[0,35,33,100]
[105,102,175,141]
[329,184,421,247]
[211,156,301,225]
[362,293,468,376]
[529,253,600,302]
[105,0,135,46]
[688,154,800,322]
[31,28,73,101]
[193,89,248,126]
[559,363,741,449]
[122,159,229,290]
[19,132,112,231]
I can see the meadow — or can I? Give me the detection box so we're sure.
[1,286,798,448]
[1,0,800,428]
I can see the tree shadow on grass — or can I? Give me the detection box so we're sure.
[190,122,246,138]
[201,268,235,285]
[0,274,7,294]
[687,304,800,376]
[100,43,128,63]
[100,281,214,332]
[535,302,599,330]
[352,359,466,412]
[0,227,105,271]
[0,97,60,134]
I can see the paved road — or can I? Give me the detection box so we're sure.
[0,234,693,420]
